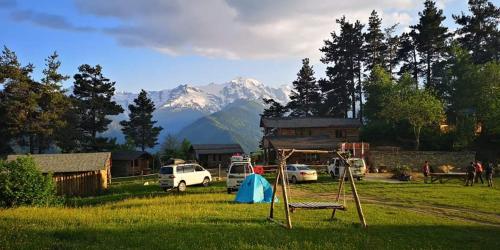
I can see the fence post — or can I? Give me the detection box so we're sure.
[218,164,221,181]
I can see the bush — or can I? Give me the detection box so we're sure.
[391,165,412,177]
[0,156,57,208]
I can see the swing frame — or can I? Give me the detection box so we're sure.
[267,149,367,229]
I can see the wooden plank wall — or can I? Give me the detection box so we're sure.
[52,171,104,197]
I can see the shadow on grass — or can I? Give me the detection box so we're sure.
[2,219,499,249]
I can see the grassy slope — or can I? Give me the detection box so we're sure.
[176,100,264,152]
[0,177,499,249]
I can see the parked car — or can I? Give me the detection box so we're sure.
[226,155,254,194]
[285,164,318,184]
[158,163,212,192]
[327,157,367,181]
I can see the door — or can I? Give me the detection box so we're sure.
[182,165,196,185]
[194,165,206,183]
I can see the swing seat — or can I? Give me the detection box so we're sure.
[288,202,346,211]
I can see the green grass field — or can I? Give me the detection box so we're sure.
[0,175,499,249]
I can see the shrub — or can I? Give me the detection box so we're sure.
[0,156,56,208]
[391,165,412,177]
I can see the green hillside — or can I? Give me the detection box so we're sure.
[176,100,264,152]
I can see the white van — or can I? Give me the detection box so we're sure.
[327,157,367,181]
[226,156,254,194]
[158,163,212,192]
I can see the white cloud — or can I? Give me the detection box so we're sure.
[71,0,425,59]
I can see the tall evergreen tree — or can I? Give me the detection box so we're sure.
[384,24,400,77]
[364,10,386,71]
[120,89,163,151]
[286,58,321,117]
[262,98,288,117]
[37,52,70,153]
[0,47,42,153]
[411,0,451,89]
[397,31,420,84]
[321,17,364,119]
[72,64,123,151]
[453,0,500,64]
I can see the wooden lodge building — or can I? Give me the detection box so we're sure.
[7,152,111,197]
[111,151,153,177]
[189,144,244,168]
[260,117,362,164]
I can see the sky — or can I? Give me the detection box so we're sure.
[0,0,470,92]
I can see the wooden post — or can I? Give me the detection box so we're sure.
[346,160,367,228]
[279,155,292,229]
[331,166,347,220]
[269,162,281,219]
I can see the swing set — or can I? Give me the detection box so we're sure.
[267,149,367,229]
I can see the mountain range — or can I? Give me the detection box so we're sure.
[105,77,290,152]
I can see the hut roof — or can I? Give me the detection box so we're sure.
[6,152,111,173]
[260,117,362,128]
[111,151,152,161]
[267,136,338,150]
[190,144,244,155]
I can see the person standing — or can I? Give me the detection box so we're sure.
[422,161,430,184]
[485,162,494,187]
[475,161,484,184]
[465,162,476,186]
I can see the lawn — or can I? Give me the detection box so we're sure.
[0,175,499,249]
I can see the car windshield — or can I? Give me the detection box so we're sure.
[296,165,310,170]
[348,159,365,168]
[160,167,173,174]
[230,163,251,174]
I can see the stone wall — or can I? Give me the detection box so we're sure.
[368,150,476,172]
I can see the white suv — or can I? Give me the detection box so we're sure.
[327,157,367,181]
[226,159,254,194]
[159,164,212,192]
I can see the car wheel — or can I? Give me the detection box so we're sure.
[291,176,297,184]
[202,177,210,187]
[178,181,187,192]
[162,187,168,192]
[227,188,232,194]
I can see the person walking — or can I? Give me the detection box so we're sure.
[465,162,476,186]
[475,161,484,184]
[485,162,494,187]
[422,161,430,184]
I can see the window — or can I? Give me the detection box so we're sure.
[335,129,344,138]
[195,165,204,172]
[160,167,173,174]
[183,165,195,173]
[230,163,251,174]
[286,165,295,171]
[213,154,217,161]
[296,165,311,170]
[176,166,184,173]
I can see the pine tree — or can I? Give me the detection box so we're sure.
[411,0,451,89]
[453,0,500,64]
[262,98,288,117]
[120,89,163,151]
[0,47,41,153]
[384,24,400,77]
[286,58,321,117]
[397,31,420,85]
[37,52,70,153]
[364,10,386,71]
[72,64,124,151]
[320,17,363,119]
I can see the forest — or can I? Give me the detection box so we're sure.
[0,0,499,157]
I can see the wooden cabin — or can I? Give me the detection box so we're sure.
[7,152,111,197]
[189,144,244,168]
[111,151,153,177]
[260,117,362,164]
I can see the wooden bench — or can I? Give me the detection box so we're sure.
[430,172,467,183]
[288,202,346,212]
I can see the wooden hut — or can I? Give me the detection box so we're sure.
[189,144,244,168]
[7,152,111,197]
[260,117,362,164]
[111,151,153,177]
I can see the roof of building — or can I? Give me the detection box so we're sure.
[190,144,244,155]
[260,117,362,128]
[111,151,152,161]
[6,152,111,173]
[266,136,339,150]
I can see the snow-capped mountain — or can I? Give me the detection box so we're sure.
[113,77,290,113]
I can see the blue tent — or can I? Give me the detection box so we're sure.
[234,174,277,203]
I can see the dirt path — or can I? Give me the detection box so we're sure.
[288,186,500,227]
